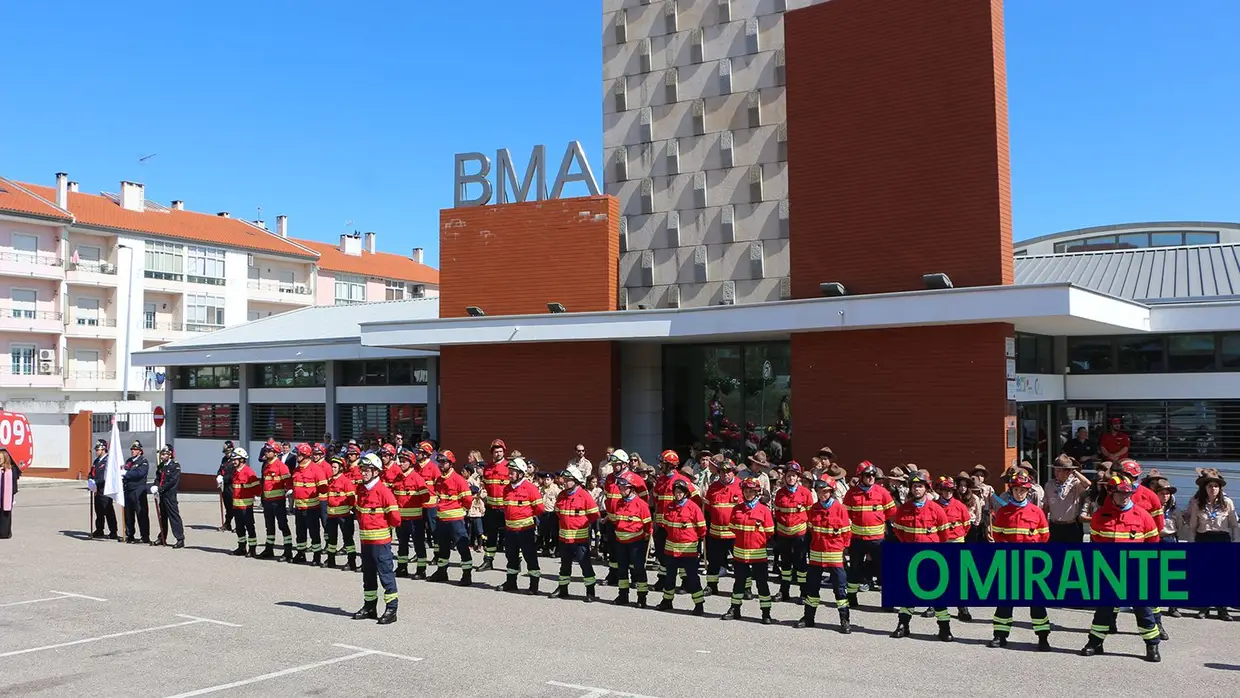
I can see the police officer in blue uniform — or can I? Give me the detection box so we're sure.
[122,440,151,544]
[89,439,118,539]
[217,440,236,532]
[152,445,185,549]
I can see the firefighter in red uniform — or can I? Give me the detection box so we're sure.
[651,450,699,590]
[379,444,401,485]
[843,461,895,608]
[602,450,649,586]
[429,450,473,586]
[1116,458,1172,639]
[311,443,331,528]
[229,448,260,557]
[889,470,953,641]
[610,477,653,608]
[352,454,400,625]
[550,465,601,600]
[500,457,544,593]
[1082,475,1162,662]
[257,443,293,561]
[931,475,974,622]
[345,444,364,486]
[291,443,325,565]
[722,477,776,624]
[987,473,1051,651]
[392,451,430,579]
[657,479,707,615]
[772,461,813,603]
[324,455,359,571]
[798,476,852,632]
[704,459,742,596]
[478,438,510,572]
[414,442,442,562]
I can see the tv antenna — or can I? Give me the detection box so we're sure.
[139,153,157,164]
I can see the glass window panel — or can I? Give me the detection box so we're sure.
[364,361,388,385]
[1221,333,1240,370]
[1116,233,1149,249]
[1167,334,1216,372]
[342,361,366,386]
[389,360,412,385]
[1083,235,1117,249]
[1184,232,1219,246]
[1150,232,1184,247]
[1067,337,1113,373]
[1116,336,1165,372]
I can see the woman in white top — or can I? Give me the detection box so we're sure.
[1182,469,1237,621]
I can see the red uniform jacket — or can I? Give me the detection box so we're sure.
[890,499,949,543]
[231,465,260,508]
[292,463,324,510]
[418,461,442,509]
[937,496,972,542]
[382,462,402,486]
[312,458,331,489]
[660,499,706,557]
[990,501,1050,543]
[705,477,743,539]
[611,494,653,542]
[604,469,649,515]
[808,497,852,567]
[261,460,291,501]
[325,472,357,518]
[653,472,702,526]
[843,484,895,540]
[1089,500,1159,543]
[773,485,814,537]
[482,459,510,509]
[347,462,363,487]
[502,478,544,531]
[392,467,430,520]
[729,500,775,563]
[556,486,600,544]
[1131,484,1166,534]
[435,470,472,522]
[356,481,400,545]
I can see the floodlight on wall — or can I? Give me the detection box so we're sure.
[466,306,486,317]
[819,282,847,298]
[922,273,953,290]
[547,302,567,314]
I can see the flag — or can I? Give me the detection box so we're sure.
[103,419,124,507]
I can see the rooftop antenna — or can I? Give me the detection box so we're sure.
[139,153,157,164]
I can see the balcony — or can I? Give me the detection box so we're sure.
[143,270,185,294]
[0,367,63,389]
[64,316,118,339]
[63,370,118,390]
[66,260,120,287]
[0,250,64,280]
[246,279,314,306]
[0,310,63,334]
[143,315,185,343]
[185,323,222,335]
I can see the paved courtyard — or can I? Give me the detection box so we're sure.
[1,482,1237,697]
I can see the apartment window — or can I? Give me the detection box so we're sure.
[1222,333,1240,370]
[1168,334,1217,372]
[338,404,427,442]
[145,241,184,281]
[335,274,366,305]
[10,345,36,375]
[278,270,296,291]
[75,297,101,326]
[340,358,429,386]
[72,350,101,378]
[1116,335,1165,373]
[174,403,239,440]
[255,362,326,388]
[75,245,103,271]
[1068,333,1240,374]
[10,233,38,264]
[1015,332,1054,374]
[186,294,225,331]
[384,280,408,301]
[176,365,240,389]
[10,289,36,319]
[187,246,226,285]
[250,404,326,442]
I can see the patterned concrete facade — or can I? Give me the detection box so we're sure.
[603,0,827,309]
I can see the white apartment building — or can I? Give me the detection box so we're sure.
[0,173,438,467]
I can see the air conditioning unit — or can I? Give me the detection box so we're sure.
[247,253,255,267]
[38,349,56,362]
[38,361,55,375]
[294,283,307,294]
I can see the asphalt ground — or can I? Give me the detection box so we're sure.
[1,483,1238,697]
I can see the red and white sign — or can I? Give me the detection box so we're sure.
[0,411,34,470]
[153,406,165,428]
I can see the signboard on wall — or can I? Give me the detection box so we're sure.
[1010,374,1065,403]
[453,141,601,208]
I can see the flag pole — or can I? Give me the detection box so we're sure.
[88,488,94,536]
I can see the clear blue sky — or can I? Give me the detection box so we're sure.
[2,1,1237,267]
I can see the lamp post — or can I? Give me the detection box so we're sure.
[117,244,135,398]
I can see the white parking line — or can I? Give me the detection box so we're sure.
[174,614,243,627]
[164,645,422,697]
[546,681,662,698]
[47,590,109,602]
[0,616,232,659]
[0,590,107,608]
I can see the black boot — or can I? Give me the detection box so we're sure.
[457,570,472,587]
[528,577,540,595]
[347,553,359,571]
[352,601,378,620]
[376,605,398,625]
[429,567,450,583]
[312,552,322,567]
[1145,644,1161,663]
[172,540,185,549]
[795,609,816,629]
[692,602,704,617]
[413,566,426,579]
[656,598,673,611]
[478,558,494,572]
[1158,622,1170,641]
[774,584,789,603]
[636,592,648,609]
[281,543,294,562]
[256,544,275,559]
[323,553,335,569]
[706,581,719,597]
[1166,607,1181,618]
[550,585,569,600]
[938,621,954,642]
[614,590,630,606]
[1220,608,1234,622]
[721,605,742,621]
[292,550,307,565]
[606,570,619,586]
[91,530,104,539]
[502,575,519,592]
[839,608,852,634]
[395,563,408,576]
[1080,638,1105,657]
[761,608,772,625]
[232,542,247,556]
[1036,633,1051,652]
[987,635,1008,649]
[847,593,859,609]
[921,607,935,618]
[584,585,597,603]
[958,607,972,622]
[890,618,910,639]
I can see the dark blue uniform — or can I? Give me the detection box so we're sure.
[90,453,118,538]
[122,452,151,543]
[155,459,184,545]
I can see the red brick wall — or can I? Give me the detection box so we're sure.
[438,196,619,318]
[791,324,1017,477]
[439,342,619,469]
[785,0,1014,297]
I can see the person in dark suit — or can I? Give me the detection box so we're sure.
[122,440,151,544]
[0,448,21,539]
[89,439,119,539]
[152,446,185,548]
[217,440,236,531]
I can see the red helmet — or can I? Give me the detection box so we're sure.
[490,438,506,450]
[382,443,397,456]
[311,443,325,455]
[740,477,762,490]
[1008,474,1034,489]
[1119,459,1142,479]
[296,443,312,457]
[856,461,878,477]
[397,450,415,463]
[416,441,434,455]
[1106,474,1135,493]
[786,461,802,473]
[660,450,680,466]
[934,475,954,490]
[814,476,837,491]
[440,449,457,465]
[346,444,361,455]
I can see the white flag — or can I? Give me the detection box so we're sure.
[103,419,124,507]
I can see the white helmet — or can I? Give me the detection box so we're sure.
[610,449,629,464]
[509,457,529,476]
[361,453,383,470]
[563,465,584,484]
[231,447,249,460]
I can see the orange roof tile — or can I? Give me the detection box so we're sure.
[20,182,317,259]
[0,178,72,220]
[295,238,438,285]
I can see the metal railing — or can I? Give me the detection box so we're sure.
[2,310,62,322]
[67,261,118,274]
[0,366,59,379]
[143,316,183,331]
[247,279,310,294]
[63,370,118,380]
[0,250,63,267]
[71,317,118,328]
[185,323,222,333]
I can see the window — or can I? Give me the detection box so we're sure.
[385,280,407,301]
[72,350,100,378]
[335,274,366,305]
[278,270,296,291]
[176,365,240,389]
[10,289,36,319]
[338,404,426,441]
[11,233,37,263]
[340,359,429,386]
[250,404,326,442]
[1222,333,1240,370]
[186,294,225,331]
[1115,335,1165,372]
[1099,400,1240,461]
[1015,332,1053,374]
[1067,337,1113,374]
[174,403,239,439]
[187,246,226,285]
[1150,232,1183,247]
[144,241,184,281]
[255,362,326,388]
[1185,232,1219,246]
[74,245,103,271]
[10,345,36,375]
[75,297,101,326]
[1168,334,1216,372]
[1116,233,1148,249]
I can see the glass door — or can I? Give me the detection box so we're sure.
[1017,403,1052,482]
[1058,404,1106,475]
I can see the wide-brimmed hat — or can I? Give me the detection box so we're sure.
[887,465,907,481]
[1053,454,1081,470]
[826,463,847,479]
[817,445,835,458]
[1196,468,1227,489]
[748,451,771,467]
[970,463,988,475]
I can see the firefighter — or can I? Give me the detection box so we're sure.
[1081,475,1162,662]
[550,465,601,600]
[217,440,236,532]
[499,457,544,594]
[651,450,699,590]
[988,473,1051,651]
[257,444,293,561]
[150,446,184,549]
[657,479,706,615]
[843,461,895,608]
[772,461,813,603]
[610,477,653,608]
[230,448,260,557]
[799,476,852,632]
[1116,458,1171,640]
[392,451,430,579]
[291,443,325,565]
[88,439,118,539]
[122,440,151,544]
[722,477,775,623]
[889,469,953,641]
[311,443,331,528]
[428,450,473,586]
[413,442,442,561]
[704,459,742,596]
[345,444,364,486]
[379,444,401,484]
[352,454,400,625]
[478,438,510,572]
[324,455,359,571]
[602,450,647,585]
[927,475,973,621]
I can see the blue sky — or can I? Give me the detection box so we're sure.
[2,1,1237,266]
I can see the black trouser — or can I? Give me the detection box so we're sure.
[220,485,234,528]
[324,516,355,554]
[396,517,427,570]
[319,500,328,528]
[158,492,183,542]
[846,538,882,595]
[1089,606,1159,645]
[775,534,809,588]
[123,488,150,541]
[705,536,734,586]
[93,492,117,535]
[899,606,949,623]
[994,606,1050,637]
[653,527,669,578]
[293,508,322,553]
[234,507,256,547]
[262,498,291,545]
[601,520,616,564]
[661,555,703,605]
[435,518,472,570]
[504,527,540,578]
[804,565,849,619]
[731,560,772,611]
[557,542,597,589]
[361,543,398,610]
[424,507,439,552]
[483,507,504,559]
[1049,522,1083,543]
[615,538,649,594]
[538,512,558,552]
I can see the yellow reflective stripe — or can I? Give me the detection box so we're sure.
[708,525,736,538]
[356,506,385,514]
[662,520,699,529]
[263,489,287,498]
[1093,529,1157,540]
[851,523,885,536]
[891,523,937,534]
[359,529,389,540]
[558,508,597,516]
[559,528,590,540]
[506,517,535,529]
[774,506,804,513]
[776,522,807,536]
[327,505,352,515]
[616,530,647,542]
[846,504,886,512]
[810,525,851,535]
[733,547,767,561]
[398,507,423,518]
[293,498,319,508]
[505,499,538,507]
[482,478,506,486]
[611,514,649,523]
[485,497,505,506]
[809,550,844,564]
[232,498,254,506]
[664,541,698,553]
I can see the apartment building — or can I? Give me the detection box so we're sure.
[0,172,437,467]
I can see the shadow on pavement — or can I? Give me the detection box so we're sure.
[187,524,226,532]
[186,544,242,557]
[59,530,94,541]
[1205,663,1240,671]
[275,601,353,617]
